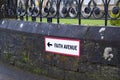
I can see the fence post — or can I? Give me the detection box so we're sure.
[39,0,43,22]
[57,0,61,24]
[104,0,110,26]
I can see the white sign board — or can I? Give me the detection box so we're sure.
[45,37,80,57]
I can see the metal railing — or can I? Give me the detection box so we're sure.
[0,0,120,26]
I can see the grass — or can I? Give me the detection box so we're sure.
[17,17,113,26]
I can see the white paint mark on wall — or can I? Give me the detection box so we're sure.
[99,28,106,33]
[2,21,5,24]
[99,28,106,40]
[20,23,23,28]
[101,36,104,40]
[103,47,114,61]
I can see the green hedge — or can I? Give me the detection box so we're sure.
[110,12,120,26]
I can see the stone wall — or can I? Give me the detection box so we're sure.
[0,19,120,80]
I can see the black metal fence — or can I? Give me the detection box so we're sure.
[0,0,120,26]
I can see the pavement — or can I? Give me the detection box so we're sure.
[0,62,56,80]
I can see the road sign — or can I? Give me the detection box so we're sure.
[45,37,80,57]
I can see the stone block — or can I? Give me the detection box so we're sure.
[48,66,65,80]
